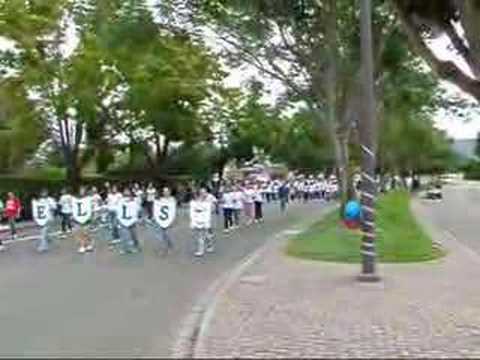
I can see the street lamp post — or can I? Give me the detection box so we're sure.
[358,0,380,282]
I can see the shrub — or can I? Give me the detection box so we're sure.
[463,160,480,180]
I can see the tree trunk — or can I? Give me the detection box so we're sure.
[334,135,350,215]
[154,133,162,167]
[66,159,81,191]
[162,137,170,159]
[359,0,379,279]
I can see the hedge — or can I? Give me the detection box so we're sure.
[463,160,480,180]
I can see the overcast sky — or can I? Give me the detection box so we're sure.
[1,14,479,140]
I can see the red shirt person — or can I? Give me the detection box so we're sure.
[3,192,22,240]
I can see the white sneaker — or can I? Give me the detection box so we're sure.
[12,234,17,240]
[0,245,5,252]
[78,247,86,254]
[86,245,94,252]
[110,239,121,245]
[194,250,205,257]
[206,246,215,253]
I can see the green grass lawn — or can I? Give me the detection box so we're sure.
[286,191,445,263]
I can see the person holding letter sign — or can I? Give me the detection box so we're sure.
[147,187,176,255]
[116,188,141,254]
[72,187,94,254]
[32,190,56,253]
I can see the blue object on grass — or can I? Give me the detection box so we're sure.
[344,200,361,220]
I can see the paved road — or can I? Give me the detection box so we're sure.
[0,200,329,358]
[418,181,480,254]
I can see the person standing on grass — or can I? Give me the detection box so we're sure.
[59,188,73,236]
[4,192,22,241]
[253,184,264,223]
[190,188,213,257]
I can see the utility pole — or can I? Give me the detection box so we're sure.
[358,0,380,282]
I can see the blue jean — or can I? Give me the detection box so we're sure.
[108,210,119,240]
[37,223,51,252]
[146,220,173,249]
[193,228,208,253]
[118,225,136,252]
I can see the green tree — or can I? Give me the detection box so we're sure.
[475,132,480,160]
[0,80,44,172]
[392,1,480,101]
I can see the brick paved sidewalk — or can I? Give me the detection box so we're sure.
[195,199,480,358]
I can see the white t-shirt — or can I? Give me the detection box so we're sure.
[232,191,244,210]
[190,199,212,229]
[135,189,144,205]
[91,193,103,212]
[222,192,235,209]
[59,194,73,214]
[107,192,123,211]
[243,188,255,204]
[206,193,218,213]
[253,189,263,202]
[146,187,156,202]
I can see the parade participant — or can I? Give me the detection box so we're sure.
[272,180,280,202]
[72,186,94,254]
[231,185,244,229]
[90,186,104,230]
[102,181,111,199]
[148,186,176,254]
[145,182,157,219]
[59,188,73,236]
[133,183,144,216]
[253,184,264,223]
[3,192,22,241]
[278,181,289,213]
[243,183,255,226]
[221,185,234,233]
[106,185,122,243]
[205,188,218,252]
[189,188,213,257]
[32,190,56,253]
[116,188,141,254]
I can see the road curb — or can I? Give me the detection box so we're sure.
[171,233,272,358]
[172,206,336,358]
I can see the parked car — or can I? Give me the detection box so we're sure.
[425,184,443,200]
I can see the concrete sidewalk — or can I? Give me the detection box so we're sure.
[195,199,480,358]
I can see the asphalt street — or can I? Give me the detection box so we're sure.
[419,181,480,255]
[0,200,329,358]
